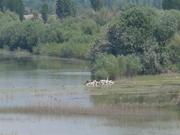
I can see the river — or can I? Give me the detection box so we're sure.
[0,54,180,135]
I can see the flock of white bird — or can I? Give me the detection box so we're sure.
[85,78,115,87]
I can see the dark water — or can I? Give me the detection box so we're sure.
[0,55,180,135]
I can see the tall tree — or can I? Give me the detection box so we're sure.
[0,0,4,11]
[16,0,25,21]
[90,0,103,11]
[41,3,48,23]
[162,0,180,10]
[56,0,76,19]
[6,0,25,21]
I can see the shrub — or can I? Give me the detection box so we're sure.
[91,54,142,80]
[0,19,45,51]
[125,55,142,77]
[118,55,142,77]
[91,54,119,80]
[166,10,180,30]
[168,33,180,71]
[141,50,162,74]
[33,43,63,57]
[80,19,99,35]
[154,11,178,45]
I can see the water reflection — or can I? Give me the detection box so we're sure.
[0,55,92,107]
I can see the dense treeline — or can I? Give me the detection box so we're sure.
[0,11,101,58]
[0,0,24,20]
[22,0,163,11]
[0,0,180,79]
[90,7,180,79]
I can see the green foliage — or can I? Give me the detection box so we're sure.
[92,54,119,80]
[1,2,180,78]
[0,18,45,51]
[162,0,180,10]
[118,55,142,77]
[41,3,48,23]
[154,12,178,45]
[80,19,99,35]
[107,7,158,55]
[91,6,180,75]
[89,40,111,62]
[33,17,99,59]
[84,8,115,26]
[56,0,76,19]
[163,10,180,31]
[168,34,180,68]
[0,0,5,11]
[141,48,163,74]
[90,0,103,11]
[3,0,25,21]
[91,54,141,80]
[34,41,92,59]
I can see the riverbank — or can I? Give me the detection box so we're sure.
[89,74,180,109]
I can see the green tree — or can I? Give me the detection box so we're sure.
[154,12,178,45]
[0,20,45,52]
[90,0,103,11]
[107,7,157,56]
[16,0,25,21]
[92,7,178,74]
[92,53,120,80]
[0,0,5,11]
[6,0,25,21]
[56,0,76,19]
[162,0,180,10]
[41,3,48,23]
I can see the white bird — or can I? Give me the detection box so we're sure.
[85,78,114,87]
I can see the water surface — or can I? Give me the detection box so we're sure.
[0,55,180,135]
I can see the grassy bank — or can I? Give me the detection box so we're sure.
[89,74,180,108]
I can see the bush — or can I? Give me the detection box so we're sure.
[92,54,119,80]
[34,17,100,59]
[34,39,92,59]
[166,10,180,31]
[118,55,142,77]
[0,12,101,58]
[91,54,142,80]
[154,11,178,45]
[0,19,45,51]
[168,33,180,71]
[80,18,99,35]
[88,39,112,61]
[141,49,162,74]
[41,22,68,43]
[33,43,63,57]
